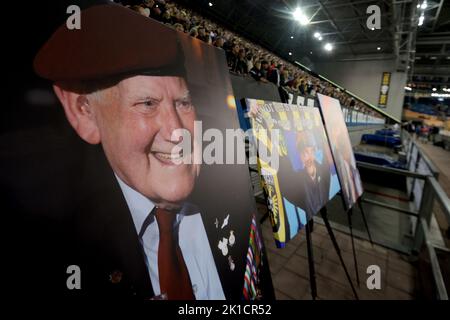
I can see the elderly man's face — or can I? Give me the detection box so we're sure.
[93,76,198,210]
[300,146,316,172]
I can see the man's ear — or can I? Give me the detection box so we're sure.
[53,84,101,144]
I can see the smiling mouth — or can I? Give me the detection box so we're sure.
[151,151,185,165]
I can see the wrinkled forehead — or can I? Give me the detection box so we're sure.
[115,75,190,98]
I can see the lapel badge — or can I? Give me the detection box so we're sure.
[228,255,235,271]
[109,270,123,284]
[150,293,168,300]
[218,237,229,256]
[228,230,235,247]
[214,218,219,229]
[221,214,230,229]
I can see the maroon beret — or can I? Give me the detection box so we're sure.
[34,4,186,82]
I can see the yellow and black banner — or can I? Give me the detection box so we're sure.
[378,72,391,108]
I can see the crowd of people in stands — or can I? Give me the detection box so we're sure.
[118,0,382,119]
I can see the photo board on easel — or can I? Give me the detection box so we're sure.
[317,93,364,211]
[238,98,340,248]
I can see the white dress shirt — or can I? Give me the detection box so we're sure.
[115,175,225,300]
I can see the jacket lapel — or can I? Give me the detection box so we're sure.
[73,144,154,298]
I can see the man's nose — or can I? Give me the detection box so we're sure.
[159,103,184,143]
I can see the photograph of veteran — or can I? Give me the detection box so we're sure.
[295,129,331,218]
[335,131,363,209]
[317,93,363,211]
[30,3,224,300]
[272,120,334,241]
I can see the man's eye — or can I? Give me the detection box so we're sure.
[177,99,193,110]
[135,100,158,109]
[142,100,156,107]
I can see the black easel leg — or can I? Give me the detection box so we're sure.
[260,211,270,225]
[320,207,359,300]
[357,198,373,246]
[347,208,360,287]
[305,220,317,300]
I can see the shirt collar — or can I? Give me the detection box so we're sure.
[114,174,200,234]
[115,174,155,233]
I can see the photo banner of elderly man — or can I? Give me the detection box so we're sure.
[238,99,340,248]
[317,93,364,211]
[2,2,274,300]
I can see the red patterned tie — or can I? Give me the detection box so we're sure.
[155,208,195,300]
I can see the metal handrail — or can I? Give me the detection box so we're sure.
[406,133,450,300]
[428,176,450,227]
[419,149,440,178]
[356,131,450,300]
[356,161,430,179]
[402,131,439,177]
[421,217,449,300]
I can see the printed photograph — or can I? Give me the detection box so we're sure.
[317,93,364,211]
[240,99,340,247]
[1,2,274,300]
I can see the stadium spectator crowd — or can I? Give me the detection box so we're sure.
[117,0,383,119]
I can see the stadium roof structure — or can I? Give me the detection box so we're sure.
[182,0,449,89]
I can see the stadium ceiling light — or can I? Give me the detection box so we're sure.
[431,93,450,98]
[377,47,381,51]
[418,14,425,26]
[293,7,310,26]
[324,43,333,51]
[318,36,323,41]
[432,88,437,91]
[208,2,213,7]
[314,32,321,38]
[421,1,427,10]
[289,52,293,56]
[405,86,412,91]
[290,35,294,39]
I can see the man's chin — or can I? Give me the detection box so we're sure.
[154,201,184,212]
[151,194,190,212]
[143,186,194,210]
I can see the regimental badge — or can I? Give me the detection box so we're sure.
[229,230,235,246]
[221,214,230,229]
[228,255,235,271]
[218,237,229,256]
